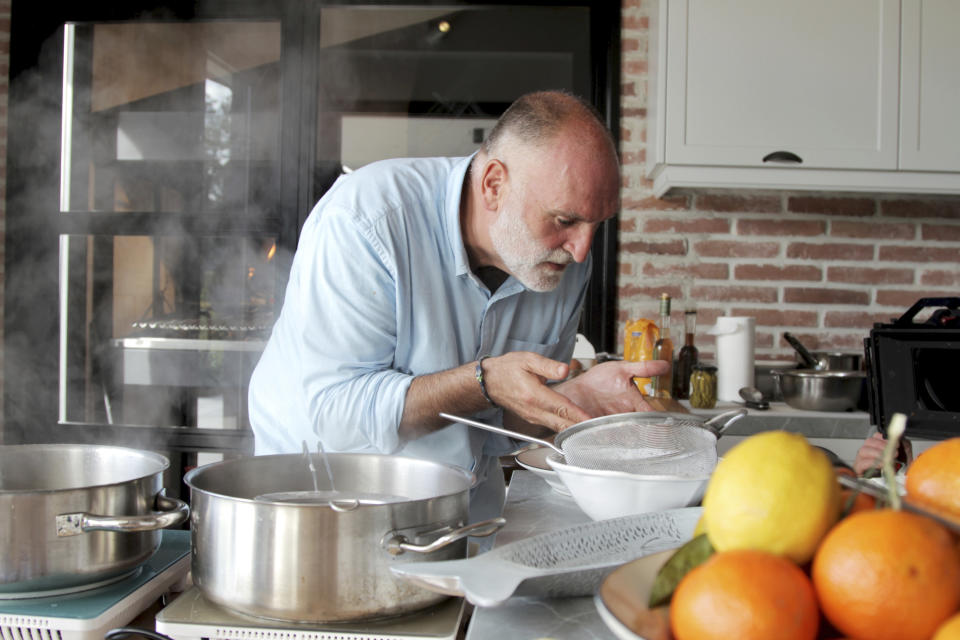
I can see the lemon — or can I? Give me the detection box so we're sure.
[703,431,841,565]
[933,612,960,640]
[692,514,706,538]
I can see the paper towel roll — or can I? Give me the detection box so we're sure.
[708,317,756,402]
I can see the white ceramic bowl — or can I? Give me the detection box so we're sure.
[515,446,571,496]
[546,453,711,521]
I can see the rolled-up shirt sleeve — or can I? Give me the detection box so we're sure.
[295,205,409,453]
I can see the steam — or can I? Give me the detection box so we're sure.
[3,6,487,455]
[3,19,294,455]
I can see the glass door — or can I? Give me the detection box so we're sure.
[306,5,620,345]
[5,0,619,459]
[57,18,283,451]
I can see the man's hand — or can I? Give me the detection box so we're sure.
[483,354,670,433]
[482,352,604,432]
[552,360,671,419]
[853,431,914,476]
[401,353,672,441]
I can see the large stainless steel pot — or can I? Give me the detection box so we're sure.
[0,444,190,595]
[184,453,503,623]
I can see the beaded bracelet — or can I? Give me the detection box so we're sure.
[475,356,498,408]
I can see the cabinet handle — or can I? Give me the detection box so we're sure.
[762,150,803,164]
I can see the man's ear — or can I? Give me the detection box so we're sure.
[479,159,507,210]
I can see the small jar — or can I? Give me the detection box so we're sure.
[689,364,718,409]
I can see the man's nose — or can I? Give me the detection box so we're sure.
[563,226,595,263]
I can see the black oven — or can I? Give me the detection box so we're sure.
[865,297,960,440]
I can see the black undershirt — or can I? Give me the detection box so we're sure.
[476,266,509,293]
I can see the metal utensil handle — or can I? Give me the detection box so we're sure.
[56,493,190,537]
[837,475,960,534]
[701,408,748,438]
[783,332,820,368]
[439,413,564,456]
[382,517,507,556]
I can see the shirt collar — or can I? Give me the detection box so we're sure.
[445,153,526,299]
[446,154,476,278]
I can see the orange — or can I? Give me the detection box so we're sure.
[812,509,960,640]
[933,612,960,640]
[905,437,960,519]
[670,549,819,640]
[835,467,876,516]
[839,487,876,516]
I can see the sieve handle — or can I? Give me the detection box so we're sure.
[439,413,565,456]
[701,408,748,438]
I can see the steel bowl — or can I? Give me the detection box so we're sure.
[774,368,866,412]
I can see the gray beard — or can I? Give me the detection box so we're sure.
[489,207,571,292]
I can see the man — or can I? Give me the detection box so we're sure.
[248,91,668,520]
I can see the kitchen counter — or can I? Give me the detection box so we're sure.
[683,402,936,463]
[465,470,608,640]
[685,400,873,439]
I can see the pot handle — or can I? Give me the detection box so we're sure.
[56,493,190,537]
[381,517,506,556]
[701,408,748,438]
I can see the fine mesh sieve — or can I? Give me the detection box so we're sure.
[439,410,745,476]
[556,416,718,474]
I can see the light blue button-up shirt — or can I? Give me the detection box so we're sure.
[248,155,590,511]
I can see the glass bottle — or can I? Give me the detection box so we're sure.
[672,309,699,399]
[652,293,674,398]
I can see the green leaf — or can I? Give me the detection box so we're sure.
[647,533,714,608]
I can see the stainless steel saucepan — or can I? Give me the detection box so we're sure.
[185,452,503,623]
[0,444,189,596]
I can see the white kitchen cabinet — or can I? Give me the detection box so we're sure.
[899,0,960,172]
[647,0,960,196]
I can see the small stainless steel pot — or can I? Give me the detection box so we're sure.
[0,444,189,595]
[793,351,864,371]
[185,453,503,623]
[774,368,867,412]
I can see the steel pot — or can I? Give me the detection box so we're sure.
[184,453,504,623]
[774,368,867,412]
[789,350,863,371]
[783,333,863,371]
[806,351,863,371]
[0,444,190,596]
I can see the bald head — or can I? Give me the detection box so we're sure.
[461,91,621,291]
[481,90,617,160]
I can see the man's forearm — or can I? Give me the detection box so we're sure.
[398,361,492,440]
[398,360,556,443]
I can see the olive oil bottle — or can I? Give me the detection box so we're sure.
[652,293,674,398]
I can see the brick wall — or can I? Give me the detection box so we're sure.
[618,0,960,362]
